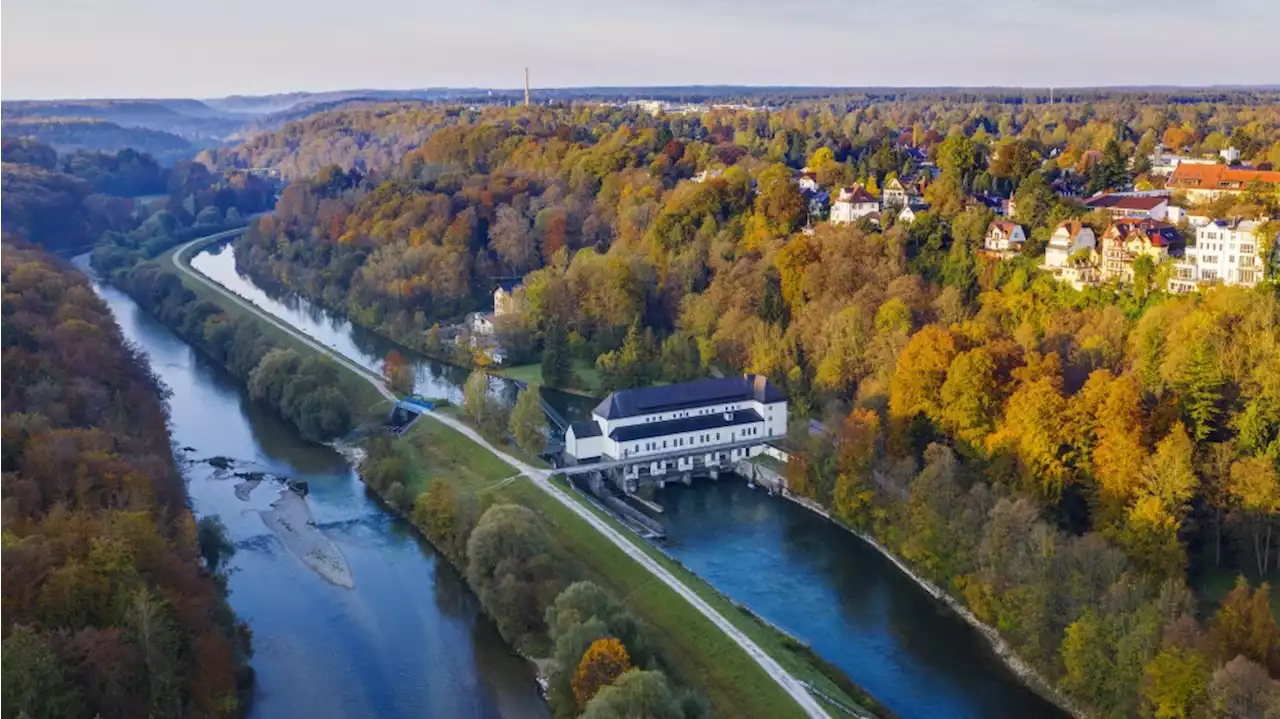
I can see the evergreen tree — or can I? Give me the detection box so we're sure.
[541,315,571,388]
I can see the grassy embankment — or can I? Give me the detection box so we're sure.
[396,417,886,719]
[167,234,886,718]
[498,360,604,396]
[158,236,388,416]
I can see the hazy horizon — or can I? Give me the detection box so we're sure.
[4,0,1279,101]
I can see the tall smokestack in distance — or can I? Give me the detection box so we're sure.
[524,67,531,106]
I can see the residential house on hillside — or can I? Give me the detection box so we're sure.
[1043,221,1101,291]
[796,169,820,193]
[897,203,927,225]
[1084,193,1169,221]
[1169,218,1272,293]
[983,221,1026,258]
[1099,219,1177,284]
[830,184,879,224]
[494,279,524,316]
[1044,221,1097,268]
[882,176,925,208]
[1166,164,1280,203]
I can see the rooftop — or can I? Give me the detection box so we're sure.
[593,375,784,420]
[569,420,602,439]
[1084,194,1167,211]
[609,409,764,442]
[1167,164,1280,190]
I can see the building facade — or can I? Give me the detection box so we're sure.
[1166,164,1280,204]
[983,221,1026,257]
[1169,219,1271,293]
[829,184,879,224]
[1099,219,1176,284]
[494,279,523,316]
[564,375,788,465]
[1044,221,1097,268]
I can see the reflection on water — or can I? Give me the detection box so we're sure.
[191,243,596,422]
[79,258,546,719]
[657,480,1069,719]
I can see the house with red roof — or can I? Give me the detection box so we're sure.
[1166,164,1280,204]
[1084,193,1169,221]
[983,221,1026,258]
[1099,219,1178,283]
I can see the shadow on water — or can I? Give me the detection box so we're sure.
[78,256,547,719]
[657,479,1070,719]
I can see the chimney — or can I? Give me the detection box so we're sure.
[524,67,531,106]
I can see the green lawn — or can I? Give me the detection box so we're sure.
[1193,565,1280,623]
[497,359,603,397]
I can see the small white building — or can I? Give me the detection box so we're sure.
[983,221,1026,257]
[829,184,879,225]
[1044,221,1097,268]
[897,203,927,225]
[692,168,725,184]
[796,170,820,193]
[1169,219,1271,293]
[564,375,788,466]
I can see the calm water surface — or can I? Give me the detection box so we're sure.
[188,243,1068,719]
[79,256,548,719]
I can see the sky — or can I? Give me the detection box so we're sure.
[3,0,1279,100]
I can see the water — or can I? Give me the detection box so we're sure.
[190,242,596,423]
[187,242,1067,719]
[656,481,1069,719]
[78,257,548,719]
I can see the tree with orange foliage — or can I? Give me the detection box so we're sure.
[572,637,632,709]
[382,350,414,395]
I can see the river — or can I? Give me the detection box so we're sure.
[78,256,549,719]
[187,241,1068,719]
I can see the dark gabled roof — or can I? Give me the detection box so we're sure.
[569,420,602,439]
[1084,194,1167,211]
[609,409,764,442]
[494,278,523,293]
[593,375,784,420]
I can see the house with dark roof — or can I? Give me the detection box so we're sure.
[829,184,879,225]
[1099,219,1178,284]
[564,375,788,464]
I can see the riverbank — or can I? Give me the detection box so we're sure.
[775,489,1087,719]
[163,233,840,719]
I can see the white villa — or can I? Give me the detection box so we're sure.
[829,184,879,224]
[1169,219,1272,293]
[983,221,1026,257]
[494,279,523,316]
[1044,221,1097,268]
[1043,221,1101,290]
[564,375,788,466]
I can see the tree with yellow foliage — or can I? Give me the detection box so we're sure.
[573,637,632,709]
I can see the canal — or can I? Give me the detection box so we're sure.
[189,241,1068,719]
[78,256,548,719]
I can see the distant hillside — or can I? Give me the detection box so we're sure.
[2,117,194,164]
[198,102,460,179]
